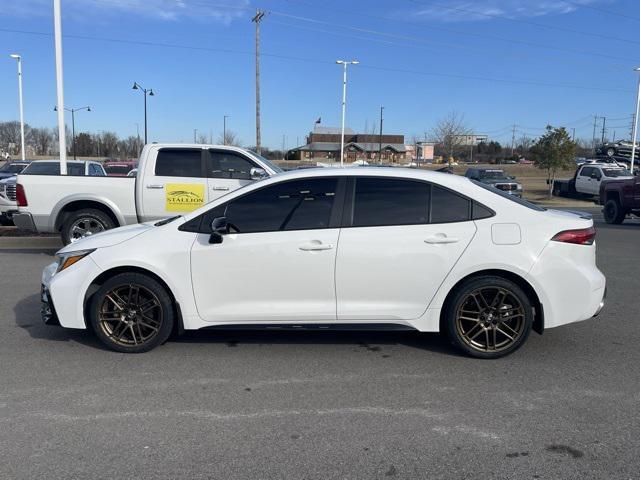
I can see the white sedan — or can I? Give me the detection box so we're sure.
[41,168,606,358]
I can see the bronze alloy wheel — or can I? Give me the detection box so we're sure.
[455,286,525,353]
[97,283,163,347]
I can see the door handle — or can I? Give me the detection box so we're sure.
[212,186,230,191]
[424,234,459,244]
[299,241,334,251]
[146,184,164,189]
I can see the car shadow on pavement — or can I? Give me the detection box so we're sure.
[173,329,461,357]
[13,293,106,350]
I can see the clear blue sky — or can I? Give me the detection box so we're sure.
[0,0,638,149]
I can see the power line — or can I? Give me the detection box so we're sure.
[0,27,632,94]
[564,0,640,23]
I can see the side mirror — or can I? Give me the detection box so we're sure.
[250,167,267,181]
[209,216,228,244]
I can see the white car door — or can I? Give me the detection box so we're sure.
[206,149,261,202]
[575,167,596,195]
[139,147,210,222]
[190,177,343,322]
[336,177,477,321]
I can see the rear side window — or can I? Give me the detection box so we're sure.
[352,177,429,227]
[211,178,338,233]
[431,185,471,223]
[208,151,257,180]
[155,149,203,177]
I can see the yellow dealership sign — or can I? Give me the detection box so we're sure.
[165,183,205,212]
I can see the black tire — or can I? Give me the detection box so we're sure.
[443,276,533,359]
[61,208,116,245]
[88,273,174,353]
[603,199,625,224]
[605,147,616,157]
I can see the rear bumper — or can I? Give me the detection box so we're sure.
[12,212,36,231]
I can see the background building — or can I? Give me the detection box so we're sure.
[290,126,406,162]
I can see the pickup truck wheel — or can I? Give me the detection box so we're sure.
[603,199,625,224]
[88,273,174,353]
[61,209,115,245]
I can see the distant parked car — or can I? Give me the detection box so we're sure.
[0,176,18,225]
[104,161,138,177]
[596,140,638,158]
[464,168,523,197]
[0,161,30,180]
[127,168,138,177]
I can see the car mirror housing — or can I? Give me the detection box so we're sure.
[209,216,228,244]
[250,167,267,181]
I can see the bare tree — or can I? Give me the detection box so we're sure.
[431,111,471,164]
[197,133,209,145]
[0,121,26,155]
[31,127,54,156]
[217,130,241,146]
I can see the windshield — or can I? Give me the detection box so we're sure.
[472,180,545,211]
[249,152,284,173]
[0,163,27,173]
[480,170,509,180]
[603,168,632,177]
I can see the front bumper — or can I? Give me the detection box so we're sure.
[593,287,606,317]
[12,212,36,232]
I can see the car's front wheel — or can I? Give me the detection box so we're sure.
[88,273,174,353]
[605,147,616,157]
[443,276,533,359]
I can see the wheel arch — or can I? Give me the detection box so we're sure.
[53,197,123,232]
[604,190,621,204]
[439,269,544,335]
[83,265,184,335]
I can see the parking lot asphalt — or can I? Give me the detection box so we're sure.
[1,210,639,479]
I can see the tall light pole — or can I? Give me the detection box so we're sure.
[54,106,90,159]
[223,115,230,145]
[336,60,359,167]
[132,82,154,144]
[53,0,67,174]
[9,54,25,161]
[630,67,640,174]
[252,10,266,154]
[378,106,384,164]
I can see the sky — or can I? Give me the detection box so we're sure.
[0,0,638,150]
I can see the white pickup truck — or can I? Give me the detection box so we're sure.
[552,162,634,198]
[13,144,282,244]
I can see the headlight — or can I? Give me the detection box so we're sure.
[55,249,95,273]
[516,184,522,190]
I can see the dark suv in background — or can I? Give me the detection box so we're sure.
[465,168,523,197]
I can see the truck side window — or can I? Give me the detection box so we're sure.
[208,151,257,180]
[155,149,204,178]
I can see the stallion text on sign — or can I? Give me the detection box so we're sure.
[165,183,205,212]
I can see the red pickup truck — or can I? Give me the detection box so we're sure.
[599,174,640,224]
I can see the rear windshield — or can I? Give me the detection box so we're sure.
[603,168,631,177]
[471,180,545,211]
[22,162,85,175]
[480,170,507,179]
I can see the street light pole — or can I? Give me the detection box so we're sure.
[378,106,384,164]
[336,60,359,167]
[9,55,25,161]
[631,67,640,174]
[54,106,90,160]
[53,0,67,174]
[132,82,154,144]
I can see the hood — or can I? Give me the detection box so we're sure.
[57,222,153,253]
[483,178,516,184]
[0,173,17,180]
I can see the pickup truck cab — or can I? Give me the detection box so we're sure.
[599,174,640,224]
[13,144,282,244]
[553,163,633,198]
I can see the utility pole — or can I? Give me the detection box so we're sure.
[572,128,576,142]
[631,67,640,174]
[223,115,229,145]
[510,124,516,156]
[378,106,384,164]
[592,114,598,152]
[193,129,197,143]
[282,134,286,160]
[601,116,607,143]
[252,10,265,155]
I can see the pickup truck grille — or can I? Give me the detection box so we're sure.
[5,184,16,201]
[495,183,517,191]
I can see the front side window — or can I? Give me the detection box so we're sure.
[352,177,429,227]
[208,151,257,180]
[155,149,203,177]
[579,167,593,178]
[207,178,338,233]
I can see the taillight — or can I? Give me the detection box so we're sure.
[551,226,596,245]
[16,183,27,207]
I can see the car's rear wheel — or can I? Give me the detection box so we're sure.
[88,273,174,353]
[61,208,115,245]
[605,147,616,157]
[444,276,533,359]
[603,199,625,224]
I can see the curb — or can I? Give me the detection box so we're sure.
[0,236,62,249]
